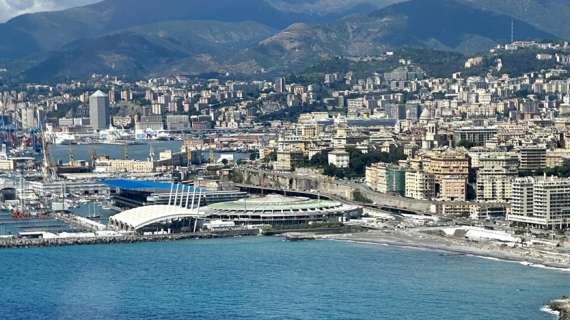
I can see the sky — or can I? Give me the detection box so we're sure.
[0,0,99,22]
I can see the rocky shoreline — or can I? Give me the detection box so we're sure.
[550,297,570,320]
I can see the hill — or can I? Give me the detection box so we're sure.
[3,0,566,82]
[0,0,318,61]
[17,20,276,82]
[237,0,557,74]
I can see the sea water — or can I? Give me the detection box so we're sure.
[0,237,568,320]
[49,141,252,163]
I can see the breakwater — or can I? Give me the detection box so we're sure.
[0,224,366,249]
[0,229,259,249]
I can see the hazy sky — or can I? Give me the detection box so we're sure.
[0,0,100,22]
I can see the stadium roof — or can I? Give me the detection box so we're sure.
[207,194,341,212]
[109,205,204,231]
[100,179,206,192]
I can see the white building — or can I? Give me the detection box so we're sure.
[328,149,350,168]
[508,176,570,230]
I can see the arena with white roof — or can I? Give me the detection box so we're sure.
[109,191,362,233]
[109,182,206,232]
[203,194,362,226]
[109,205,204,232]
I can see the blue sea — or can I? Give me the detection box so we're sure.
[1,237,569,320]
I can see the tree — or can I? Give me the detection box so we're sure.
[264,151,277,163]
[304,147,407,179]
[456,140,475,149]
[353,190,373,204]
[249,150,260,161]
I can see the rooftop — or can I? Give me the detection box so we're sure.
[110,205,202,231]
[207,194,341,212]
[100,179,206,193]
[91,90,107,98]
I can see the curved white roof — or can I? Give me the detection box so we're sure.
[110,205,201,231]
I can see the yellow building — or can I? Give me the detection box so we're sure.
[476,152,519,202]
[301,124,320,139]
[546,148,570,168]
[275,150,305,171]
[0,159,15,171]
[96,159,155,173]
[405,170,435,200]
[425,151,469,201]
[426,151,470,179]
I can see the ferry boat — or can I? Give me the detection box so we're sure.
[54,133,77,145]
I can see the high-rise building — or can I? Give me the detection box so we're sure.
[89,90,109,130]
[518,146,546,172]
[508,176,570,230]
[20,107,37,129]
[275,77,286,94]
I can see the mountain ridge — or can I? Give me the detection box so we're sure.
[1,0,566,82]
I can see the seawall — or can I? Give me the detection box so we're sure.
[0,230,259,249]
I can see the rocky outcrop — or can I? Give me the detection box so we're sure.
[550,296,570,320]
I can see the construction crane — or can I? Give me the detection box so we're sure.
[38,110,55,181]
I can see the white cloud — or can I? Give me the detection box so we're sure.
[0,0,99,22]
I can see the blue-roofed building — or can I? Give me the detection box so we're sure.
[100,179,247,209]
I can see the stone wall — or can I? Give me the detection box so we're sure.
[232,168,432,213]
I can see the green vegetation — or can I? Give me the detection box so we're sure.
[304,57,399,80]
[353,190,373,204]
[456,140,476,149]
[263,151,277,163]
[544,165,570,177]
[301,48,466,80]
[301,147,407,179]
[499,49,558,77]
[48,101,80,119]
[249,150,260,161]
[518,164,570,178]
[396,48,466,78]
[258,103,332,123]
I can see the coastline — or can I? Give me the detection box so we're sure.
[0,229,259,249]
[320,230,570,271]
[323,229,570,319]
[548,297,570,320]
